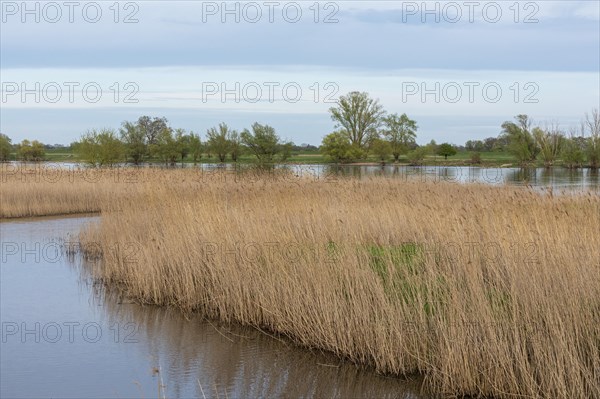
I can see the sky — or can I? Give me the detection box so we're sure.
[1,0,599,146]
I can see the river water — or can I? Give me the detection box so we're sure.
[0,216,425,398]
[4,162,600,191]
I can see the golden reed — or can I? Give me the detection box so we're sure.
[3,166,599,397]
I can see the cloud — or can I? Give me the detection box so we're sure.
[1,1,598,71]
[1,1,598,145]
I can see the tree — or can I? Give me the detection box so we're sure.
[120,121,147,165]
[407,146,429,166]
[534,124,564,167]
[320,131,352,163]
[0,134,12,161]
[501,114,539,164]
[465,140,484,152]
[370,138,392,163]
[137,116,168,145]
[241,122,290,164]
[152,128,179,165]
[583,109,600,168]
[280,141,293,162]
[189,132,203,164]
[77,129,124,166]
[562,128,585,169]
[329,91,385,151]
[174,129,190,164]
[426,139,438,155]
[470,152,482,164]
[16,139,45,161]
[382,113,418,161]
[206,123,232,162]
[228,129,242,162]
[436,143,457,160]
[483,137,498,152]
[493,135,510,152]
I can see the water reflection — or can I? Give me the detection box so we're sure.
[95,287,424,399]
[199,163,600,191]
[4,161,599,191]
[503,167,600,190]
[1,216,425,399]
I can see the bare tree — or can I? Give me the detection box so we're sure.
[534,121,564,167]
[584,109,600,168]
[137,116,169,146]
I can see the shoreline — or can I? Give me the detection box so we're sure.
[3,159,600,169]
[0,211,101,223]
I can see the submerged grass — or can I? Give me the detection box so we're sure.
[4,167,599,397]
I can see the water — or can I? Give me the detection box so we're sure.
[0,216,425,398]
[5,161,599,192]
[312,165,600,191]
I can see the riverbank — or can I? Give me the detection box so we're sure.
[72,173,600,398]
[10,148,596,168]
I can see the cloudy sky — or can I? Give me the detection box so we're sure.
[1,0,599,145]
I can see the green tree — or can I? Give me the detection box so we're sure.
[329,91,385,151]
[465,140,484,152]
[320,131,352,162]
[382,113,417,161]
[436,143,457,160]
[77,129,124,166]
[207,123,232,162]
[501,115,539,165]
[175,129,190,164]
[120,121,147,165]
[407,146,429,166]
[228,129,242,162]
[241,122,289,164]
[280,141,293,162]
[534,125,564,167]
[562,130,585,169]
[152,128,179,165]
[426,139,438,155]
[0,134,12,161]
[189,132,203,164]
[370,138,392,163]
[16,139,45,161]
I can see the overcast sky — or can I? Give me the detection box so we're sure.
[1,0,599,145]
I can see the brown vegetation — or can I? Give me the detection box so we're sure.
[65,169,600,398]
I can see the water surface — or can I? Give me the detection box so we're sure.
[0,216,425,398]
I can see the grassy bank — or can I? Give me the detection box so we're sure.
[68,170,600,398]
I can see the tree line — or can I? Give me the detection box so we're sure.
[320,91,600,168]
[1,91,598,168]
[0,135,46,162]
[498,112,600,168]
[74,118,293,166]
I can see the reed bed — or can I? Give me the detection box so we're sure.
[0,165,195,218]
[5,166,597,397]
[66,169,600,398]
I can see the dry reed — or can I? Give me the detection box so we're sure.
[5,166,599,397]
